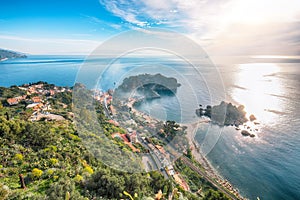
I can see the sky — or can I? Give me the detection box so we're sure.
[0,0,300,59]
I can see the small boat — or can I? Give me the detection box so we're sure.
[235,127,241,130]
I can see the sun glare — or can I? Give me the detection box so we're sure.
[231,63,283,124]
[223,0,300,24]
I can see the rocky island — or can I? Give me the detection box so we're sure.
[196,101,258,137]
[114,73,181,100]
[196,101,248,126]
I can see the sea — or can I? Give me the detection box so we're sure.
[1,55,299,200]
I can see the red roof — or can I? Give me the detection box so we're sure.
[32,96,41,103]
[7,98,18,105]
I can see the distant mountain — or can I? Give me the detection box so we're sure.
[0,48,27,61]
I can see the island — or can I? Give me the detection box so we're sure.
[196,101,258,137]
[0,48,27,61]
[114,73,181,99]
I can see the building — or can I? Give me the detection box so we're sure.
[130,131,138,143]
[7,98,19,105]
[32,96,42,103]
[7,95,26,106]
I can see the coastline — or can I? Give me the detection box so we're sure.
[182,120,221,178]
[130,97,243,198]
[183,120,246,199]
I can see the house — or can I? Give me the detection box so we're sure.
[108,119,119,127]
[166,165,175,176]
[32,96,42,103]
[7,98,19,105]
[155,145,166,155]
[111,132,140,152]
[7,95,27,106]
[49,89,55,96]
[28,87,36,94]
[112,132,130,143]
[34,103,44,111]
[130,131,138,143]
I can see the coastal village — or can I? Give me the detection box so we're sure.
[5,83,71,122]
[93,89,192,192]
[93,88,246,200]
[2,82,246,199]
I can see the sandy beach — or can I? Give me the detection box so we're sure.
[181,120,220,178]
[182,120,246,200]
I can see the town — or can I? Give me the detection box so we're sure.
[93,88,245,199]
[4,82,71,122]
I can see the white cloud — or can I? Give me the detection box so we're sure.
[99,0,300,57]
[0,35,100,54]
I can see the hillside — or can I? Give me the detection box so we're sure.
[0,82,229,200]
[0,49,27,61]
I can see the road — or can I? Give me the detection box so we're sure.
[180,156,238,200]
[103,97,113,119]
[138,136,169,178]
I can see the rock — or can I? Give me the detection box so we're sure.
[249,114,257,121]
[241,130,251,136]
[196,101,247,126]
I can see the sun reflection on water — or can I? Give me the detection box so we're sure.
[230,63,284,126]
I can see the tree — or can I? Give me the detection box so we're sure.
[46,177,86,200]
[0,183,9,200]
[163,121,179,138]
[186,148,193,159]
[203,189,230,200]
[19,174,26,189]
[22,123,55,150]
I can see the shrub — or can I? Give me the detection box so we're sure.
[74,174,83,183]
[83,166,93,175]
[46,169,54,176]
[32,168,43,178]
[14,153,23,161]
[50,158,59,166]
[46,177,86,200]
[0,183,9,200]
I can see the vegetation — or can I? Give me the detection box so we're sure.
[114,73,181,100]
[174,158,230,200]
[0,86,26,99]
[0,84,232,199]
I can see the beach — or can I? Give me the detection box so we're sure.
[183,120,246,199]
[182,121,218,177]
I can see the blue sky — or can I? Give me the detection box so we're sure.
[0,0,123,38]
[0,0,300,57]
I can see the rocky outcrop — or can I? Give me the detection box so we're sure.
[196,101,248,126]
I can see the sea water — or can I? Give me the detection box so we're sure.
[1,55,299,199]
